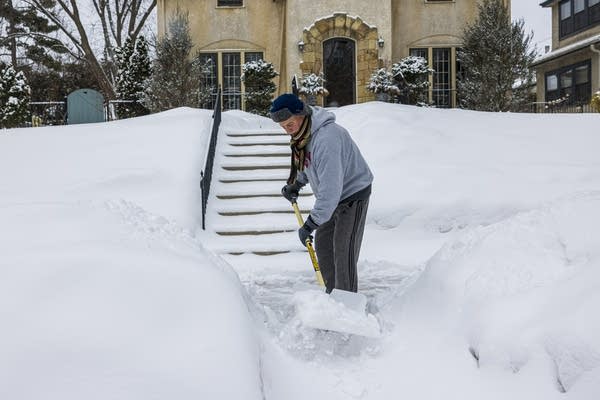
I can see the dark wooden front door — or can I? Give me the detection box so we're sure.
[323,38,356,107]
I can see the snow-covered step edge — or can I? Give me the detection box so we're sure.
[211,212,309,231]
[225,129,285,136]
[202,231,306,253]
[220,157,290,168]
[226,136,289,145]
[222,146,290,157]
[214,181,313,196]
[212,196,315,212]
[217,169,289,182]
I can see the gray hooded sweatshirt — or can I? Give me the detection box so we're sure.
[296,107,373,226]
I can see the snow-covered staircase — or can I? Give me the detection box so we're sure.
[206,128,315,256]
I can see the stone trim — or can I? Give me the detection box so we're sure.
[300,13,379,104]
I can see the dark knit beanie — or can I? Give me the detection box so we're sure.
[269,93,310,122]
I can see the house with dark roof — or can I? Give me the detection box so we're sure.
[532,0,600,111]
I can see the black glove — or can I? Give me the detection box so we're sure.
[281,181,303,203]
[298,216,319,247]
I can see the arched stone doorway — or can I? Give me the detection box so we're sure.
[300,13,380,106]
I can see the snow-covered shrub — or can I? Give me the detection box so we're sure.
[298,73,329,96]
[367,68,398,94]
[115,35,151,119]
[591,91,600,113]
[391,56,433,105]
[298,73,328,105]
[0,65,31,129]
[241,59,278,116]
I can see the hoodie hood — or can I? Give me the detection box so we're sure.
[309,106,336,137]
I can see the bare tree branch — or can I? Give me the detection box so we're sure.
[21,0,157,99]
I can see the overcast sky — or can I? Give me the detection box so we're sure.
[512,1,553,52]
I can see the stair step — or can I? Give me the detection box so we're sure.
[228,142,289,147]
[202,231,306,254]
[223,143,290,152]
[226,136,289,146]
[214,180,313,197]
[220,156,289,169]
[212,212,308,230]
[213,196,314,213]
[218,210,309,216]
[217,229,293,236]
[225,153,290,158]
[225,129,284,137]
[217,169,290,182]
[227,250,293,256]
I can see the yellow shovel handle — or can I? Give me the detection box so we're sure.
[292,201,325,287]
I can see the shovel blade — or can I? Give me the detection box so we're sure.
[293,289,381,338]
[330,289,367,314]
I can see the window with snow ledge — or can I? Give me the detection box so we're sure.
[559,0,600,39]
[217,0,243,7]
[545,60,591,104]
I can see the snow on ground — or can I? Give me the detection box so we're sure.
[0,109,263,400]
[1,103,599,399]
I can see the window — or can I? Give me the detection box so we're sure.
[222,53,241,110]
[559,0,600,38]
[217,0,242,6]
[409,48,428,61]
[591,0,600,23]
[198,53,218,109]
[198,51,264,111]
[433,48,451,108]
[545,61,591,104]
[244,52,263,63]
[561,0,572,18]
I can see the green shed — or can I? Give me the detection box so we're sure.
[67,89,105,124]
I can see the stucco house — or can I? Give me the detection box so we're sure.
[532,0,600,110]
[157,0,509,110]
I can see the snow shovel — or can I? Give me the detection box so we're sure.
[291,199,381,338]
[291,199,325,286]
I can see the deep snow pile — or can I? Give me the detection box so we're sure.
[1,103,599,400]
[0,109,264,400]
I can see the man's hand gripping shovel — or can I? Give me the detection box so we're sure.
[290,196,381,338]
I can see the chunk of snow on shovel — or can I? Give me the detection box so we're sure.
[293,289,381,338]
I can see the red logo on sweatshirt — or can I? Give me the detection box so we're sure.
[304,152,311,168]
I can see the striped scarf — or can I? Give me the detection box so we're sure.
[287,115,312,185]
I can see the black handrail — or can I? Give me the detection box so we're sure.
[200,86,222,230]
[291,74,299,96]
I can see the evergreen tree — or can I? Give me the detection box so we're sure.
[241,59,278,116]
[458,0,537,112]
[0,64,30,128]
[0,0,66,71]
[145,10,202,112]
[115,35,151,118]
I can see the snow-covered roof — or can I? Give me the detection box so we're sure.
[532,33,600,67]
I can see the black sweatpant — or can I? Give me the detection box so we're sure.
[315,198,369,294]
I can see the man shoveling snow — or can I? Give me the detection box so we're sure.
[269,93,378,336]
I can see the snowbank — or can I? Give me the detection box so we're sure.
[0,109,264,399]
[393,192,600,395]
